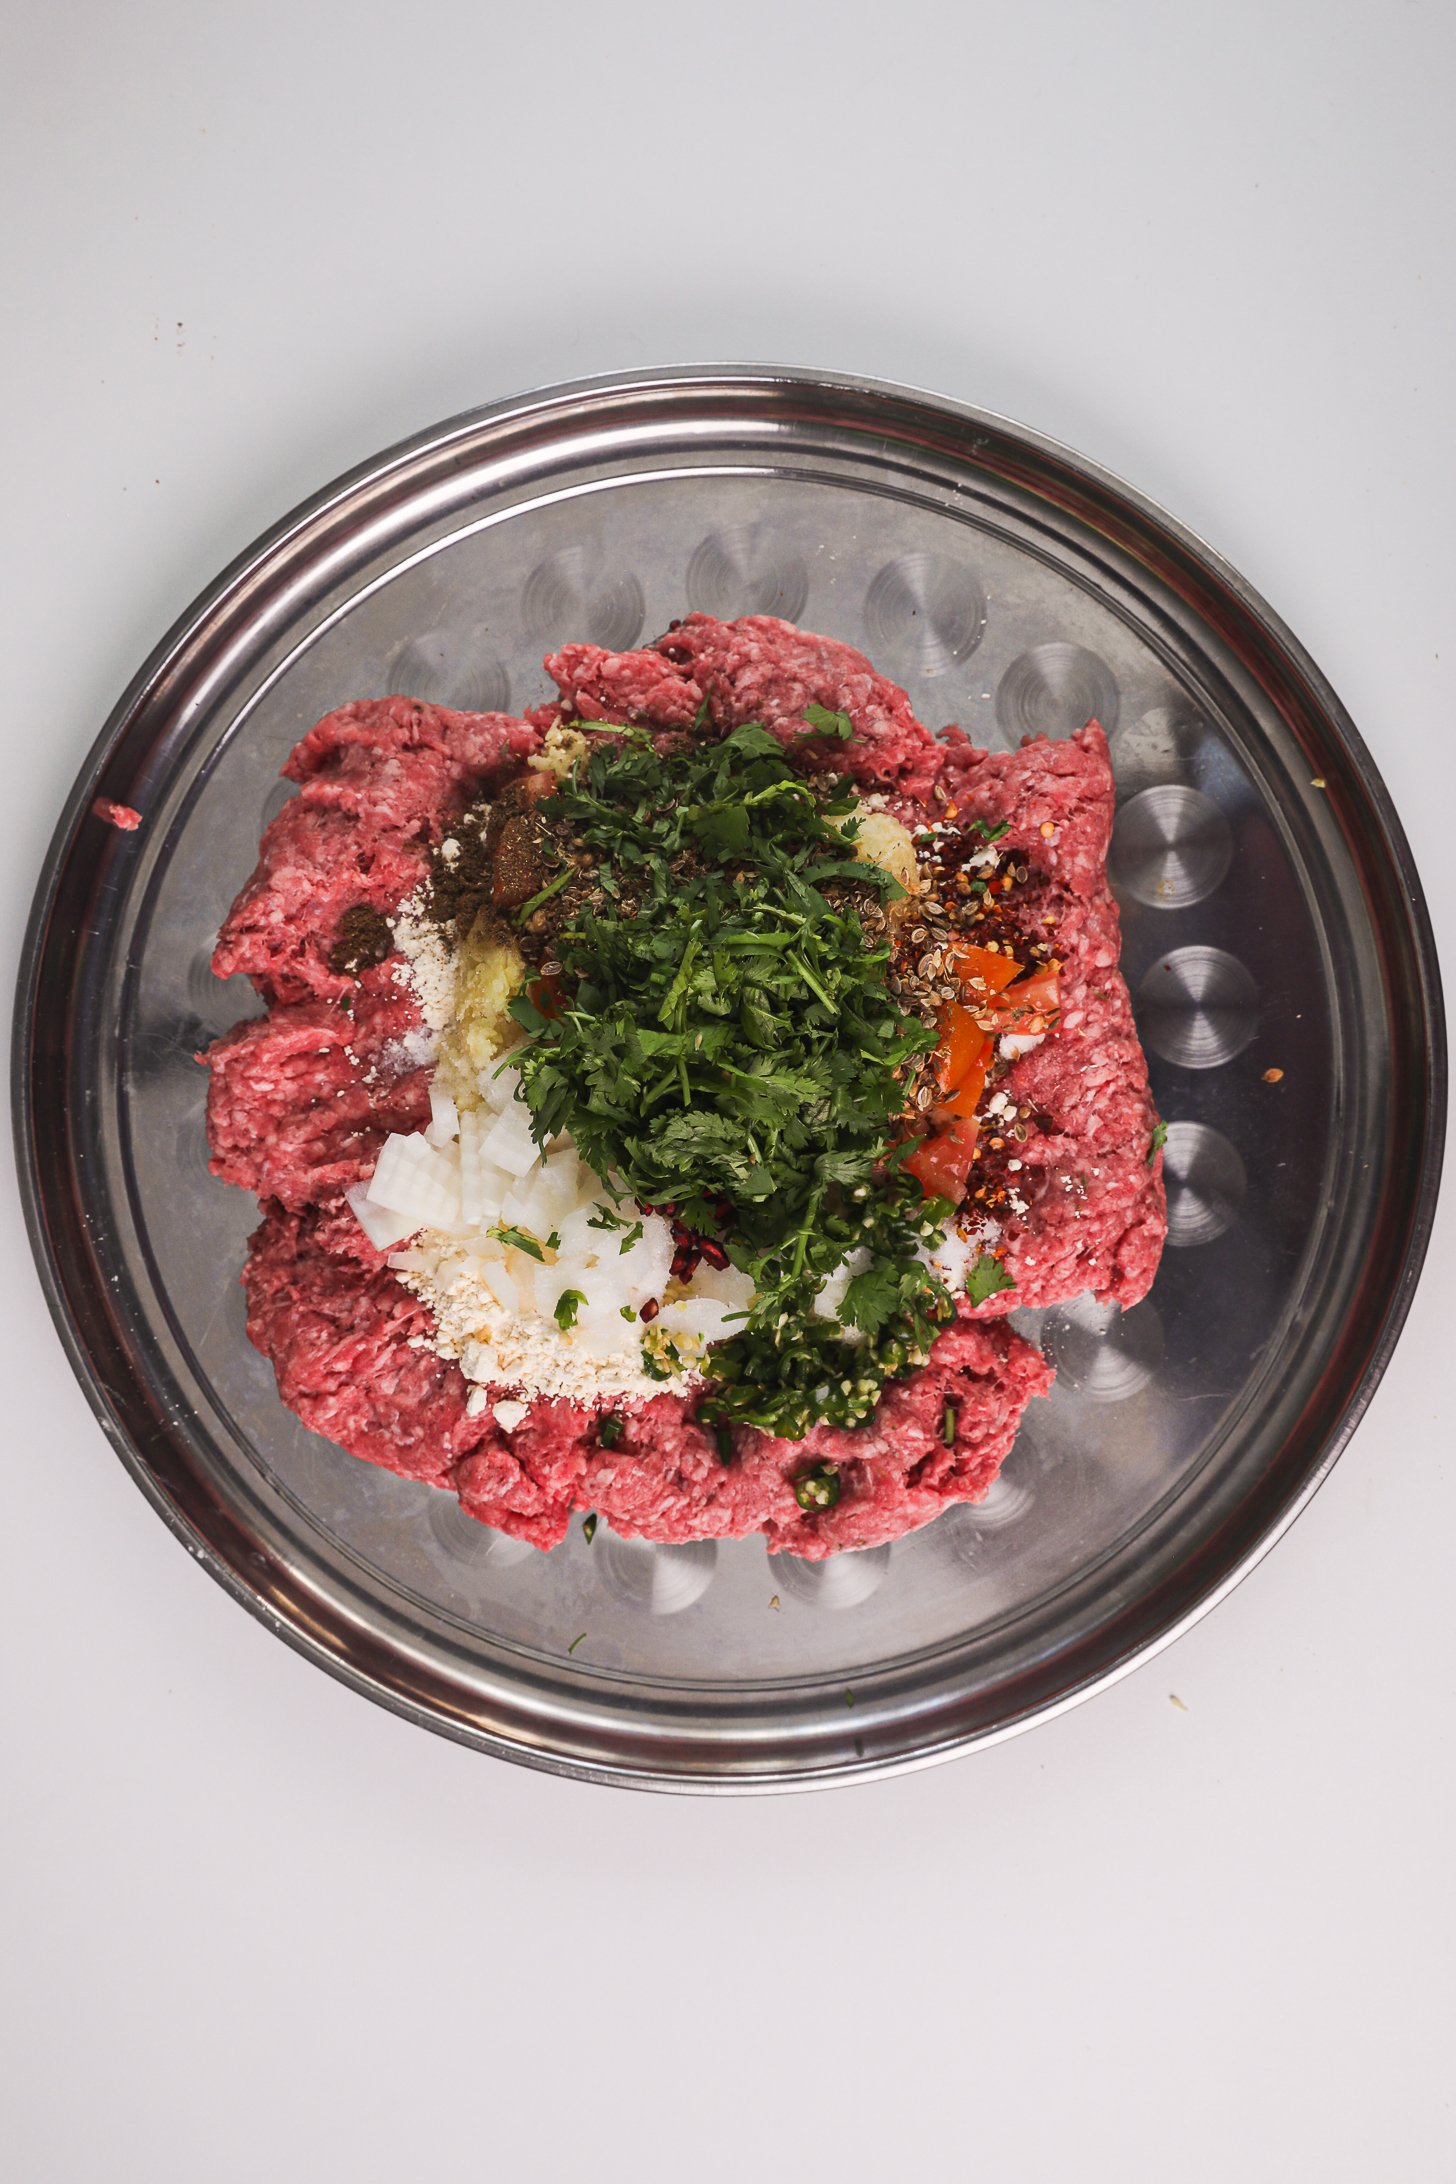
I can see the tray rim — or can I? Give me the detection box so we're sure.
[11,362,1447,1793]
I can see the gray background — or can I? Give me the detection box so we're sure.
[3,3,1452,2179]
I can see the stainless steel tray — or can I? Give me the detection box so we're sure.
[13,367,1444,1791]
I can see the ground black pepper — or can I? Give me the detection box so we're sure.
[328,903,393,976]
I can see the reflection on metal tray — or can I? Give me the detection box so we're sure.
[12,368,1445,1790]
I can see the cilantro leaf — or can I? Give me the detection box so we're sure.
[1148,1119,1168,1163]
[722,722,785,762]
[489,1223,548,1262]
[801,703,854,740]
[839,1262,906,1339]
[554,1288,586,1330]
[688,801,751,858]
[965,1254,1016,1306]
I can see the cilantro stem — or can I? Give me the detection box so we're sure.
[515,866,575,921]
[789,951,836,1012]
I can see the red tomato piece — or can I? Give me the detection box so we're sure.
[940,1046,992,1121]
[936,1005,993,1093]
[992,960,1061,1029]
[904,1115,981,1202]
[950,943,1023,995]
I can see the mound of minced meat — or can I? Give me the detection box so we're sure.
[206,614,1165,1557]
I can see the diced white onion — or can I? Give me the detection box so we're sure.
[498,1179,538,1229]
[573,1300,641,1360]
[346,1181,420,1252]
[687,1263,755,1313]
[550,1251,592,1300]
[426,1083,460,1147]
[529,1151,589,1228]
[479,1097,541,1178]
[479,1255,518,1313]
[658,1296,738,1346]
[457,1108,513,1226]
[616,1212,674,1305]
[366,1132,461,1228]
[493,1399,529,1432]
[509,1256,539,1314]
[555,1205,607,1261]
[479,1062,525,1116]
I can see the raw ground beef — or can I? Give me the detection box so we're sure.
[213,695,538,1006]
[206,988,432,1212]
[207,616,1165,1557]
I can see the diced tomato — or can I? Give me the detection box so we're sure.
[936,1004,993,1093]
[904,1115,981,1202]
[991,960,1061,1030]
[939,1045,992,1121]
[949,943,1023,995]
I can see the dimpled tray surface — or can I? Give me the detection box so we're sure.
[14,369,1443,1790]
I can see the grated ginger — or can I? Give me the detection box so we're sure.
[434,931,528,1107]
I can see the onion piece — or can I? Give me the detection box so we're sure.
[366,1132,461,1228]
[479,1097,541,1178]
[346,1182,420,1252]
[425,1083,460,1148]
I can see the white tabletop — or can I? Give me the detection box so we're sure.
[3,4,1452,2178]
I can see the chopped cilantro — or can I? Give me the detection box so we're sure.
[801,703,855,740]
[965,1254,1016,1306]
[554,1288,585,1330]
[598,1414,624,1448]
[941,1402,957,1446]
[514,864,576,923]
[508,720,951,1440]
[581,1511,598,1544]
[972,817,1010,842]
[489,1223,547,1262]
[617,1220,644,1255]
[1148,1119,1168,1163]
